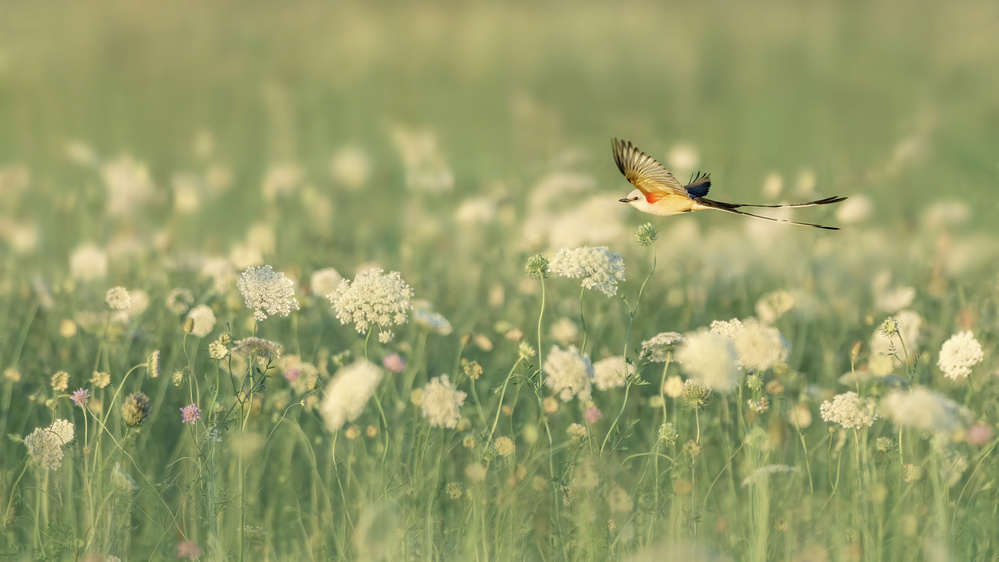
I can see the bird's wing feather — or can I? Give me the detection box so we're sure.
[612,139,688,202]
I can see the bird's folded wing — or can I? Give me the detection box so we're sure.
[612,138,688,201]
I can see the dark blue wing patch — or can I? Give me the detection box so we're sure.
[684,171,711,198]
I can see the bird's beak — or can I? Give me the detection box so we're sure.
[618,197,630,203]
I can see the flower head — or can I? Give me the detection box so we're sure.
[310,267,344,299]
[870,310,922,358]
[592,356,634,391]
[525,255,549,280]
[232,337,282,361]
[91,371,110,389]
[421,375,466,428]
[881,387,966,435]
[180,404,201,424]
[122,392,151,427]
[819,391,879,429]
[641,332,684,362]
[186,305,217,338]
[71,388,90,407]
[728,318,790,372]
[550,246,626,297]
[105,287,131,311]
[635,223,658,246]
[51,371,69,392]
[320,360,383,431]
[24,427,65,470]
[676,329,740,392]
[413,305,453,335]
[755,290,795,324]
[49,419,75,444]
[237,265,300,321]
[147,350,161,378]
[937,331,984,380]
[382,353,406,373]
[329,268,414,334]
[209,333,231,360]
[543,345,593,402]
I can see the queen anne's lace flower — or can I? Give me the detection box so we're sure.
[186,305,217,338]
[310,267,344,299]
[421,375,466,428]
[641,332,684,362]
[729,318,790,372]
[543,345,593,402]
[881,387,966,435]
[237,265,299,321]
[819,392,879,429]
[676,329,740,392]
[937,331,984,380]
[592,356,634,391]
[320,361,383,431]
[105,287,131,310]
[550,246,626,297]
[329,268,414,335]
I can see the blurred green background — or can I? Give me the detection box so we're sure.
[1,0,997,231]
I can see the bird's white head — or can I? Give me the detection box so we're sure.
[619,189,655,213]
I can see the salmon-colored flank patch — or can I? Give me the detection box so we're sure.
[645,192,663,204]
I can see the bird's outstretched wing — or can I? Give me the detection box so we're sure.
[612,139,693,202]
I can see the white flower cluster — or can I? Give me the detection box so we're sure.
[676,329,740,392]
[105,287,131,311]
[755,290,795,324]
[421,375,466,428]
[413,303,453,336]
[881,387,966,435]
[819,392,879,429]
[640,332,684,363]
[937,331,984,380]
[320,360,383,432]
[708,317,789,372]
[237,265,300,321]
[592,356,634,391]
[543,345,593,402]
[329,268,414,335]
[550,246,626,297]
[186,304,217,338]
[24,419,75,471]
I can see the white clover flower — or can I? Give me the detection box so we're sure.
[676,329,740,393]
[592,356,635,391]
[186,305,217,338]
[881,387,966,435]
[937,331,984,380]
[236,265,300,321]
[320,360,384,432]
[755,290,795,324]
[543,345,593,402]
[729,318,790,372]
[105,287,131,311]
[819,392,879,429]
[413,305,453,336]
[70,243,108,281]
[640,332,684,362]
[421,375,466,428]
[310,267,344,299]
[330,268,414,335]
[549,246,626,297]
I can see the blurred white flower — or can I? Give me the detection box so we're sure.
[261,163,304,202]
[881,387,966,435]
[102,155,155,216]
[455,196,498,226]
[421,375,466,428]
[105,287,131,311]
[543,345,593,402]
[666,143,699,173]
[550,317,579,346]
[237,265,300,321]
[70,243,108,282]
[310,267,344,299]
[922,200,970,230]
[729,318,790,372]
[755,291,795,324]
[870,310,922,358]
[819,391,879,429]
[320,360,383,432]
[550,246,626,297]
[761,173,783,198]
[186,305,217,338]
[676,329,740,392]
[391,127,454,193]
[172,174,202,214]
[330,268,414,335]
[329,146,371,190]
[835,194,873,224]
[937,331,984,380]
[413,305,453,336]
[592,356,634,391]
[165,288,194,315]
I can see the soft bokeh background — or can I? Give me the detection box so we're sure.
[2,1,999,559]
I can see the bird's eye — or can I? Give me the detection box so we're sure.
[633,197,640,201]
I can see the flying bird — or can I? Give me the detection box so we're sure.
[612,138,847,230]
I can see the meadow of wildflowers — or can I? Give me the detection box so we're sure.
[1,1,998,560]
